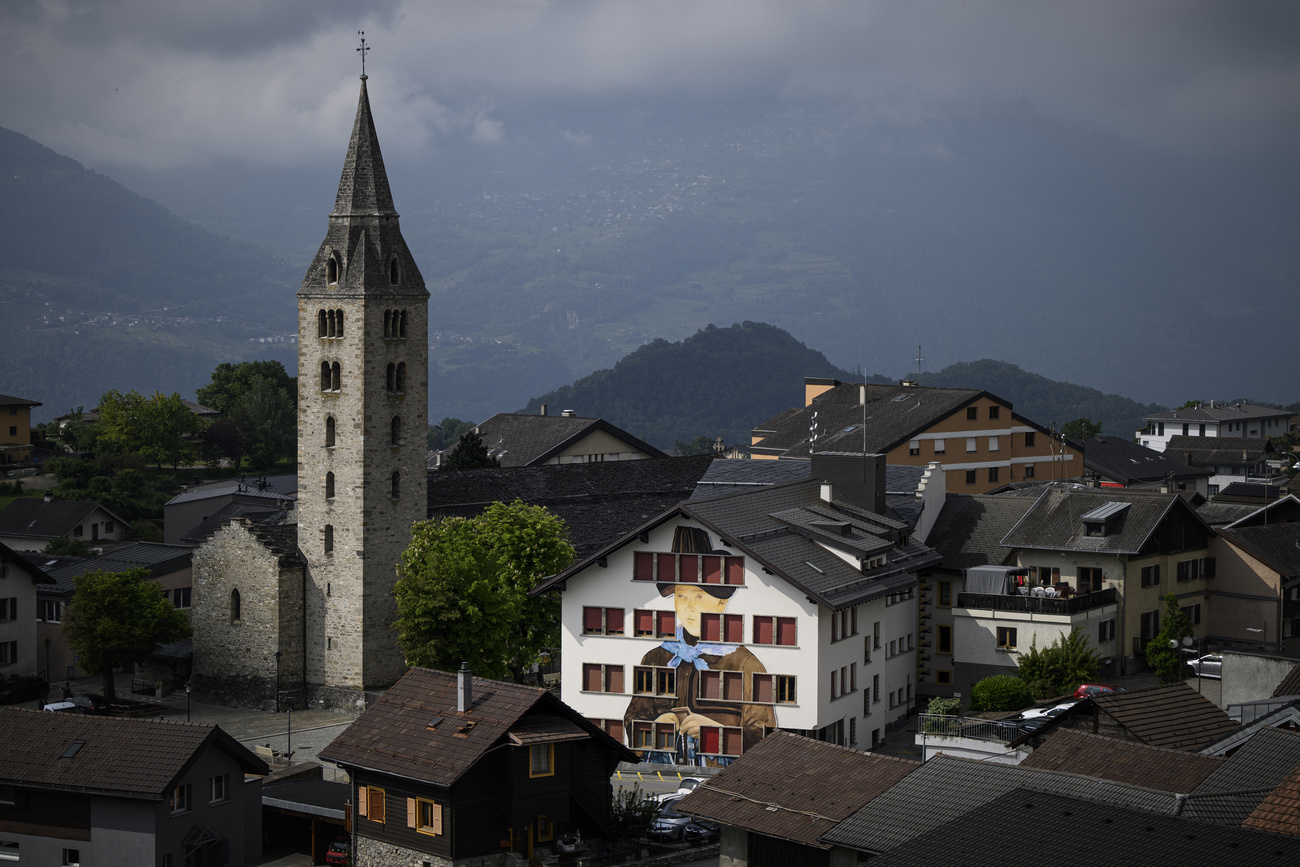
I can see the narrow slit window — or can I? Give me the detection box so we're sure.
[384,310,392,339]
[325,472,335,499]
[230,588,241,623]
[391,471,400,499]
[390,257,400,285]
[326,256,339,284]
[335,309,343,338]
[324,524,334,554]
[320,361,331,392]
[399,310,408,339]
[396,362,406,393]
[386,363,396,393]
[331,362,341,392]
[318,310,327,338]
[325,416,336,447]
[391,416,401,445]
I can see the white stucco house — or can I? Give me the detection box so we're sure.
[1137,402,1291,452]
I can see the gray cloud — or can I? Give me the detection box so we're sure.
[2,0,1298,169]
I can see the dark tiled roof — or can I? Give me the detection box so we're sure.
[166,474,298,506]
[245,521,301,566]
[1214,482,1288,504]
[1091,683,1238,751]
[1274,665,1300,699]
[473,412,667,468]
[0,498,128,540]
[427,455,713,559]
[1083,436,1208,485]
[1220,523,1300,580]
[0,707,265,799]
[1000,484,1192,555]
[0,393,41,408]
[262,778,349,819]
[750,384,983,458]
[1166,435,1272,467]
[675,731,918,848]
[1019,729,1222,792]
[690,458,813,495]
[318,667,635,787]
[1145,403,1289,423]
[862,788,1300,867]
[1192,727,1300,805]
[179,503,284,545]
[1197,501,1260,526]
[37,542,193,594]
[820,754,1181,854]
[924,494,1034,572]
[1226,495,1300,528]
[1243,762,1300,836]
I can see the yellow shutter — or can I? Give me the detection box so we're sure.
[358,785,367,818]
[407,797,416,828]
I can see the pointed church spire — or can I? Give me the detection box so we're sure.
[332,76,397,218]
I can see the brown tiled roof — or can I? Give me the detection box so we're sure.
[675,731,919,848]
[1019,729,1222,791]
[1092,683,1238,751]
[1242,762,1300,836]
[318,667,635,787]
[0,707,266,799]
[506,715,588,745]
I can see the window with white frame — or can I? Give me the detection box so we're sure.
[37,599,61,623]
[170,783,192,814]
[210,774,228,804]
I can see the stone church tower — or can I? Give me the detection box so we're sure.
[192,74,428,709]
[297,73,429,704]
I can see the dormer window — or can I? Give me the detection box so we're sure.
[326,255,339,285]
[1080,502,1130,538]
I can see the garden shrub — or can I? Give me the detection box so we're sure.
[969,674,1033,712]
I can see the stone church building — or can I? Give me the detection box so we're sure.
[192,74,429,710]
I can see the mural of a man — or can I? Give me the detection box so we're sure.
[623,528,776,763]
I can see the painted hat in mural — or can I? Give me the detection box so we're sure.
[657,526,738,599]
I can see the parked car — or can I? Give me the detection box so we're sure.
[324,835,350,866]
[684,819,720,846]
[43,701,83,713]
[68,693,113,715]
[1074,683,1123,699]
[0,675,48,705]
[1188,654,1223,679]
[656,776,705,802]
[647,797,694,843]
[1019,701,1076,721]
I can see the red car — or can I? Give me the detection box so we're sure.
[1073,683,1123,699]
[325,836,350,866]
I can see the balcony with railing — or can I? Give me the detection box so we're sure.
[956,587,1117,616]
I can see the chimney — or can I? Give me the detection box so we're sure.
[539,404,548,416]
[860,385,866,405]
[457,662,472,712]
[820,481,833,503]
[562,409,575,418]
[810,452,887,514]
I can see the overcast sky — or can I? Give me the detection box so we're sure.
[4,0,1299,171]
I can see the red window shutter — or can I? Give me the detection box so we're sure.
[753,674,773,703]
[583,607,603,632]
[754,617,774,645]
[722,727,742,755]
[657,553,677,582]
[606,608,625,634]
[607,666,624,693]
[724,614,743,643]
[776,617,797,646]
[657,611,676,637]
[700,726,721,754]
[725,557,745,585]
[723,671,743,701]
[635,609,653,635]
[679,554,699,583]
[701,613,722,642]
[702,555,722,584]
[700,671,720,699]
[634,552,654,581]
[583,664,602,692]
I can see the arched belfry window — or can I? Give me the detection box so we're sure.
[391,415,401,445]
[389,257,400,285]
[383,310,392,339]
[386,362,396,393]
[326,255,339,285]
[399,310,408,339]
[230,588,241,623]
[331,362,341,392]
[325,416,336,447]
[324,524,334,554]
[336,309,344,338]
[320,361,331,393]
[318,310,328,338]
[396,362,406,393]
[325,471,335,499]
[391,470,401,499]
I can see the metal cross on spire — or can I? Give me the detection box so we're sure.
[357,31,370,77]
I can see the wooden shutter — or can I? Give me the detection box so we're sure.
[679,554,698,583]
[431,802,443,835]
[370,788,385,824]
[776,617,797,646]
[699,671,720,699]
[606,665,624,694]
[725,557,745,585]
[583,607,603,632]
[722,727,743,756]
[606,608,625,634]
[657,553,676,582]
[724,614,743,644]
[754,617,774,645]
[358,785,367,818]
[701,613,722,642]
[702,555,722,584]
[753,673,773,703]
[722,671,743,701]
[407,797,416,828]
[634,551,654,581]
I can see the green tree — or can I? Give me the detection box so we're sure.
[1146,593,1195,683]
[1061,417,1103,441]
[139,391,198,471]
[672,435,718,456]
[95,389,149,454]
[64,568,192,700]
[428,417,475,451]
[196,361,297,471]
[196,360,297,415]
[42,536,98,557]
[439,429,500,471]
[394,501,574,681]
[969,674,1033,712]
[59,407,99,452]
[1016,629,1101,695]
[609,784,661,847]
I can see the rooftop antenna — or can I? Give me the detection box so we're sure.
[916,345,924,377]
[357,30,370,78]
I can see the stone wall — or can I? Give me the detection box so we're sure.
[355,837,522,867]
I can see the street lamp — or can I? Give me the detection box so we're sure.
[274,651,282,713]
